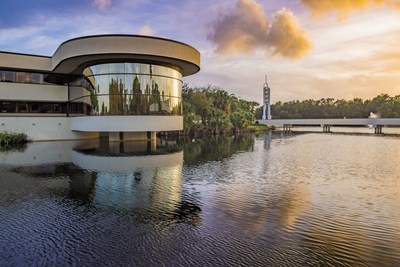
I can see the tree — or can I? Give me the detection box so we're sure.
[184,112,202,135]
[208,108,232,134]
[231,109,254,132]
[182,84,259,135]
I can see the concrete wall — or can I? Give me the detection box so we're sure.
[0,115,181,141]
[0,52,52,71]
[0,83,67,101]
[0,117,99,141]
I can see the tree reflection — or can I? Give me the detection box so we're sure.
[88,75,180,115]
[178,135,255,165]
[132,75,142,114]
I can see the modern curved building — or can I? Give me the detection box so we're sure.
[0,35,200,141]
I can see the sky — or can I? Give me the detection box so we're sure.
[1,0,400,104]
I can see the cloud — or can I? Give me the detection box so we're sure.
[138,24,155,36]
[266,8,312,59]
[93,0,112,10]
[208,0,269,54]
[301,0,400,19]
[208,0,312,59]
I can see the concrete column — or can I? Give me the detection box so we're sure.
[109,132,121,142]
[109,131,157,142]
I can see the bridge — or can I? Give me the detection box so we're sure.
[259,78,400,134]
[257,118,400,134]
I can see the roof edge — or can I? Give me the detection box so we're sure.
[0,50,51,59]
[53,34,200,57]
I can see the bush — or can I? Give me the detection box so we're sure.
[0,132,28,147]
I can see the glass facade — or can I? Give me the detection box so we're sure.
[0,69,89,115]
[0,101,90,115]
[70,63,183,116]
[0,63,183,116]
[0,69,81,85]
[0,70,52,84]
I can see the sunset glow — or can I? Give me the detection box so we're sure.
[1,0,400,103]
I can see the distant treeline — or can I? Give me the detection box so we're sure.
[255,94,400,119]
[183,84,259,135]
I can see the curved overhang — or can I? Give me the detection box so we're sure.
[52,35,200,77]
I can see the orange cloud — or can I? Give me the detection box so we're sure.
[301,0,400,19]
[208,0,312,59]
[266,8,312,59]
[208,0,269,55]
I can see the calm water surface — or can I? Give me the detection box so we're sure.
[1,130,400,266]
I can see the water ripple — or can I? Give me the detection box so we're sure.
[1,133,400,266]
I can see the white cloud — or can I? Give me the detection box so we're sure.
[138,24,155,36]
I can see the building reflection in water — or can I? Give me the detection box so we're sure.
[8,138,201,226]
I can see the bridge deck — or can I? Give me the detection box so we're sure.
[258,118,400,126]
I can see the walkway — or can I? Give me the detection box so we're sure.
[257,118,400,134]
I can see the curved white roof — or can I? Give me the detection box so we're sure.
[0,35,201,77]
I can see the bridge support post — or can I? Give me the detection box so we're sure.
[283,124,292,133]
[322,125,331,133]
[374,125,383,134]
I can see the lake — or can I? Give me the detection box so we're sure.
[1,129,400,266]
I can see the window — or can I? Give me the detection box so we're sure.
[31,103,40,113]
[30,73,43,84]
[17,103,29,112]
[0,101,78,114]
[52,104,63,113]
[16,72,31,83]
[0,102,16,112]
[0,71,15,82]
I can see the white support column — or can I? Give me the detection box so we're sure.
[109,132,122,142]
[109,131,157,142]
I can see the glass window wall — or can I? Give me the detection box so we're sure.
[0,101,90,115]
[71,63,183,116]
[0,70,70,85]
[0,101,16,113]
[0,71,15,82]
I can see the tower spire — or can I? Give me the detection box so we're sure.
[262,75,271,120]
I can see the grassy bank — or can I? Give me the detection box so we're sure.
[247,124,271,132]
